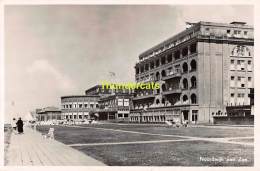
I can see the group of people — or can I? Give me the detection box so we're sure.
[11,117,24,134]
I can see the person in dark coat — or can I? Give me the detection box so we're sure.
[16,117,24,134]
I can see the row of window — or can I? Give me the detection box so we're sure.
[62,103,98,109]
[230,93,250,105]
[136,43,197,74]
[230,59,252,71]
[137,60,197,82]
[230,76,253,88]
[204,28,249,39]
[136,76,197,97]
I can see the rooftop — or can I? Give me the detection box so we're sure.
[139,21,253,60]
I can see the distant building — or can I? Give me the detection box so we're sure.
[131,21,254,124]
[36,106,61,121]
[85,85,134,121]
[60,95,99,120]
[98,93,133,121]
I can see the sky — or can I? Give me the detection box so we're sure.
[4,5,253,121]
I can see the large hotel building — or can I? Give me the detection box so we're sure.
[130,21,254,124]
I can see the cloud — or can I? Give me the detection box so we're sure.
[26,59,75,91]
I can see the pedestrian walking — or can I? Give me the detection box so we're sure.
[16,117,24,134]
[11,118,17,132]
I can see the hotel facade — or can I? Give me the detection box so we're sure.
[130,21,254,124]
[60,85,134,121]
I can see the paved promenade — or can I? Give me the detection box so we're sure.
[5,126,105,166]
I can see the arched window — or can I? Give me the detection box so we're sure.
[190,60,197,71]
[182,62,188,73]
[191,76,197,88]
[182,95,188,102]
[191,94,197,104]
[156,99,160,104]
[155,72,160,81]
[161,70,166,77]
[182,78,188,89]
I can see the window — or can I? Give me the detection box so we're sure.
[241,84,245,88]
[230,60,235,70]
[161,70,166,77]
[123,99,129,106]
[136,68,139,74]
[192,110,198,122]
[156,59,160,67]
[244,31,248,38]
[247,60,252,71]
[231,93,234,97]
[182,47,188,57]
[231,76,234,80]
[190,43,197,54]
[174,50,180,60]
[182,78,188,89]
[161,56,166,65]
[238,76,241,81]
[190,60,197,71]
[248,77,252,87]
[167,54,172,63]
[227,30,231,34]
[155,72,160,81]
[182,62,188,73]
[191,94,197,104]
[237,60,241,65]
[182,95,188,103]
[145,64,149,71]
[191,76,197,88]
[234,30,241,37]
[150,61,154,69]
[140,66,144,73]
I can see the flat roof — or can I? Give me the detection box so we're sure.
[61,95,100,99]
[139,21,253,59]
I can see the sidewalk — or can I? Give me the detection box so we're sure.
[5,126,106,166]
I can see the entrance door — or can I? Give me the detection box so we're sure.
[182,110,189,123]
[191,110,198,124]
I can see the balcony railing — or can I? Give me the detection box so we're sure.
[162,88,181,95]
[133,94,155,100]
[162,72,181,81]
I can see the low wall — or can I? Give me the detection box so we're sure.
[213,116,254,125]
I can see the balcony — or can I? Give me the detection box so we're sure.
[133,94,155,101]
[162,72,181,81]
[162,88,181,95]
